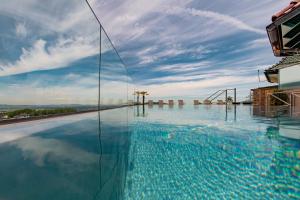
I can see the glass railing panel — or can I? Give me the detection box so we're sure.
[0,0,102,199]
[0,0,99,121]
[97,27,134,199]
[100,29,129,109]
[0,1,135,199]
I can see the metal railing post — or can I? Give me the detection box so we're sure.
[225,89,228,104]
[234,88,237,103]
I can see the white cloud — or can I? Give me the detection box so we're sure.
[137,75,256,98]
[12,137,97,167]
[15,23,27,38]
[0,0,99,35]
[0,77,98,105]
[248,38,270,48]
[0,71,132,105]
[91,0,282,103]
[0,37,98,76]
[0,0,288,100]
[166,7,265,35]
[145,63,274,85]
[3,85,97,105]
[0,112,97,144]
[0,0,101,77]
[153,61,212,72]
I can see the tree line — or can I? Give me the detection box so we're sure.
[5,108,76,118]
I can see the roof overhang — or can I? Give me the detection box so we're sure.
[266,7,300,57]
[264,69,279,83]
[251,85,278,91]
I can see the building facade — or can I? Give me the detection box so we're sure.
[258,55,300,117]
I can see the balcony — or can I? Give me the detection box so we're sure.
[267,7,300,56]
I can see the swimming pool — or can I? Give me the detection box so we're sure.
[124,105,300,199]
[0,105,299,199]
[0,110,131,200]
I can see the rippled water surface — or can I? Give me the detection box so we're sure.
[0,109,130,200]
[0,106,299,199]
[124,105,300,199]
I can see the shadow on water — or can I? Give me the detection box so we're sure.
[0,108,132,200]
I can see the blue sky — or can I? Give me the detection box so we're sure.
[0,0,288,104]
[94,0,288,100]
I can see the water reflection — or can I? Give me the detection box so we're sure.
[126,105,300,199]
[266,118,300,140]
[0,105,299,199]
[253,105,300,118]
[253,106,300,140]
[0,118,100,199]
[135,105,147,117]
[0,108,131,200]
[225,104,237,121]
[97,108,131,199]
[137,105,300,142]
[0,0,133,199]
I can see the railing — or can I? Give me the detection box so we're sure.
[205,90,224,101]
[205,88,237,104]
[291,92,300,116]
[266,91,300,117]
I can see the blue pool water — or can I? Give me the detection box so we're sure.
[124,105,300,199]
[0,110,131,200]
[0,105,299,199]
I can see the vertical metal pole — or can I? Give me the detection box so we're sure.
[234,88,237,104]
[266,93,269,115]
[233,88,237,121]
[234,104,237,121]
[258,70,260,88]
[137,104,140,117]
[225,89,228,104]
[290,93,293,117]
[225,104,228,121]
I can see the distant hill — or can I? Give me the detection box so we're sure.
[0,104,98,112]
